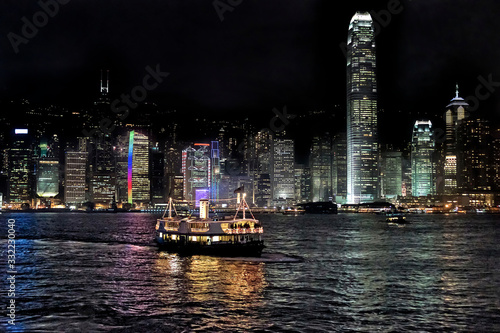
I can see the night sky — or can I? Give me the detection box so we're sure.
[1,0,500,146]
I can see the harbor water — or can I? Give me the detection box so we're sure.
[1,213,500,332]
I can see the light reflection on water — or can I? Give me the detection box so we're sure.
[1,213,500,332]
[152,254,267,331]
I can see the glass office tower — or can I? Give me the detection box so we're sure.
[36,159,59,198]
[128,130,150,206]
[64,151,87,205]
[411,121,435,197]
[346,12,379,204]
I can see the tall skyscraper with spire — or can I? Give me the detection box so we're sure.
[444,84,469,194]
[90,70,116,208]
[346,12,379,204]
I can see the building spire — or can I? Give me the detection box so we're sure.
[455,83,459,99]
[106,70,109,94]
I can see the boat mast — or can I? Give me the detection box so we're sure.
[168,197,172,218]
[162,197,178,219]
[242,195,246,219]
[233,193,255,220]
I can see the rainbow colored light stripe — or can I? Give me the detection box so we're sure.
[128,131,134,204]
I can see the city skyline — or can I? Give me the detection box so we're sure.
[1,1,500,209]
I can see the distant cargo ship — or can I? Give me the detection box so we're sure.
[297,202,338,214]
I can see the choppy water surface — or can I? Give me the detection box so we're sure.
[1,213,500,332]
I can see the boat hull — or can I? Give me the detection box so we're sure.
[386,217,408,223]
[298,202,338,214]
[156,238,265,257]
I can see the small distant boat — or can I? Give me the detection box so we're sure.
[386,211,408,223]
[155,195,264,257]
[282,207,305,216]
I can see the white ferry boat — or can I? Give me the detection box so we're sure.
[155,196,264,257]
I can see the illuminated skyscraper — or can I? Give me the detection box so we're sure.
[402,154,412,197]
[294,164,310,203]
[128,130,150,205]
[8,129,33,205]
[272,137,295,205]
[165,141,183,200]
[64,151,87,205]
[114,133,129,204]
[36,159,59,198]
[182,144,211,202]
[150,143,166,204]
[90,135,115,208]
[36,134,60,200]
[444,85,469,194]
[210,141,220,201]
[86,71,116,208]
[253,130,273,206]
[457,118,492,191]
[346,12,379,203]
[332,132,347,204]
[493,126,500,191]
[255,173,272,207]
[310,134,333,202]
[380,151,402,199]
[411,121,435,197]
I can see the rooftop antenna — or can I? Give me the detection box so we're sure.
[100,69,109,94]
[106,70,110,94]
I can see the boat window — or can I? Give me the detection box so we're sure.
[165,222,180,230]
[190,223,210,232]
[189,223,210,229]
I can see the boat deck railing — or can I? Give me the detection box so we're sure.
[224,227,263,234]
